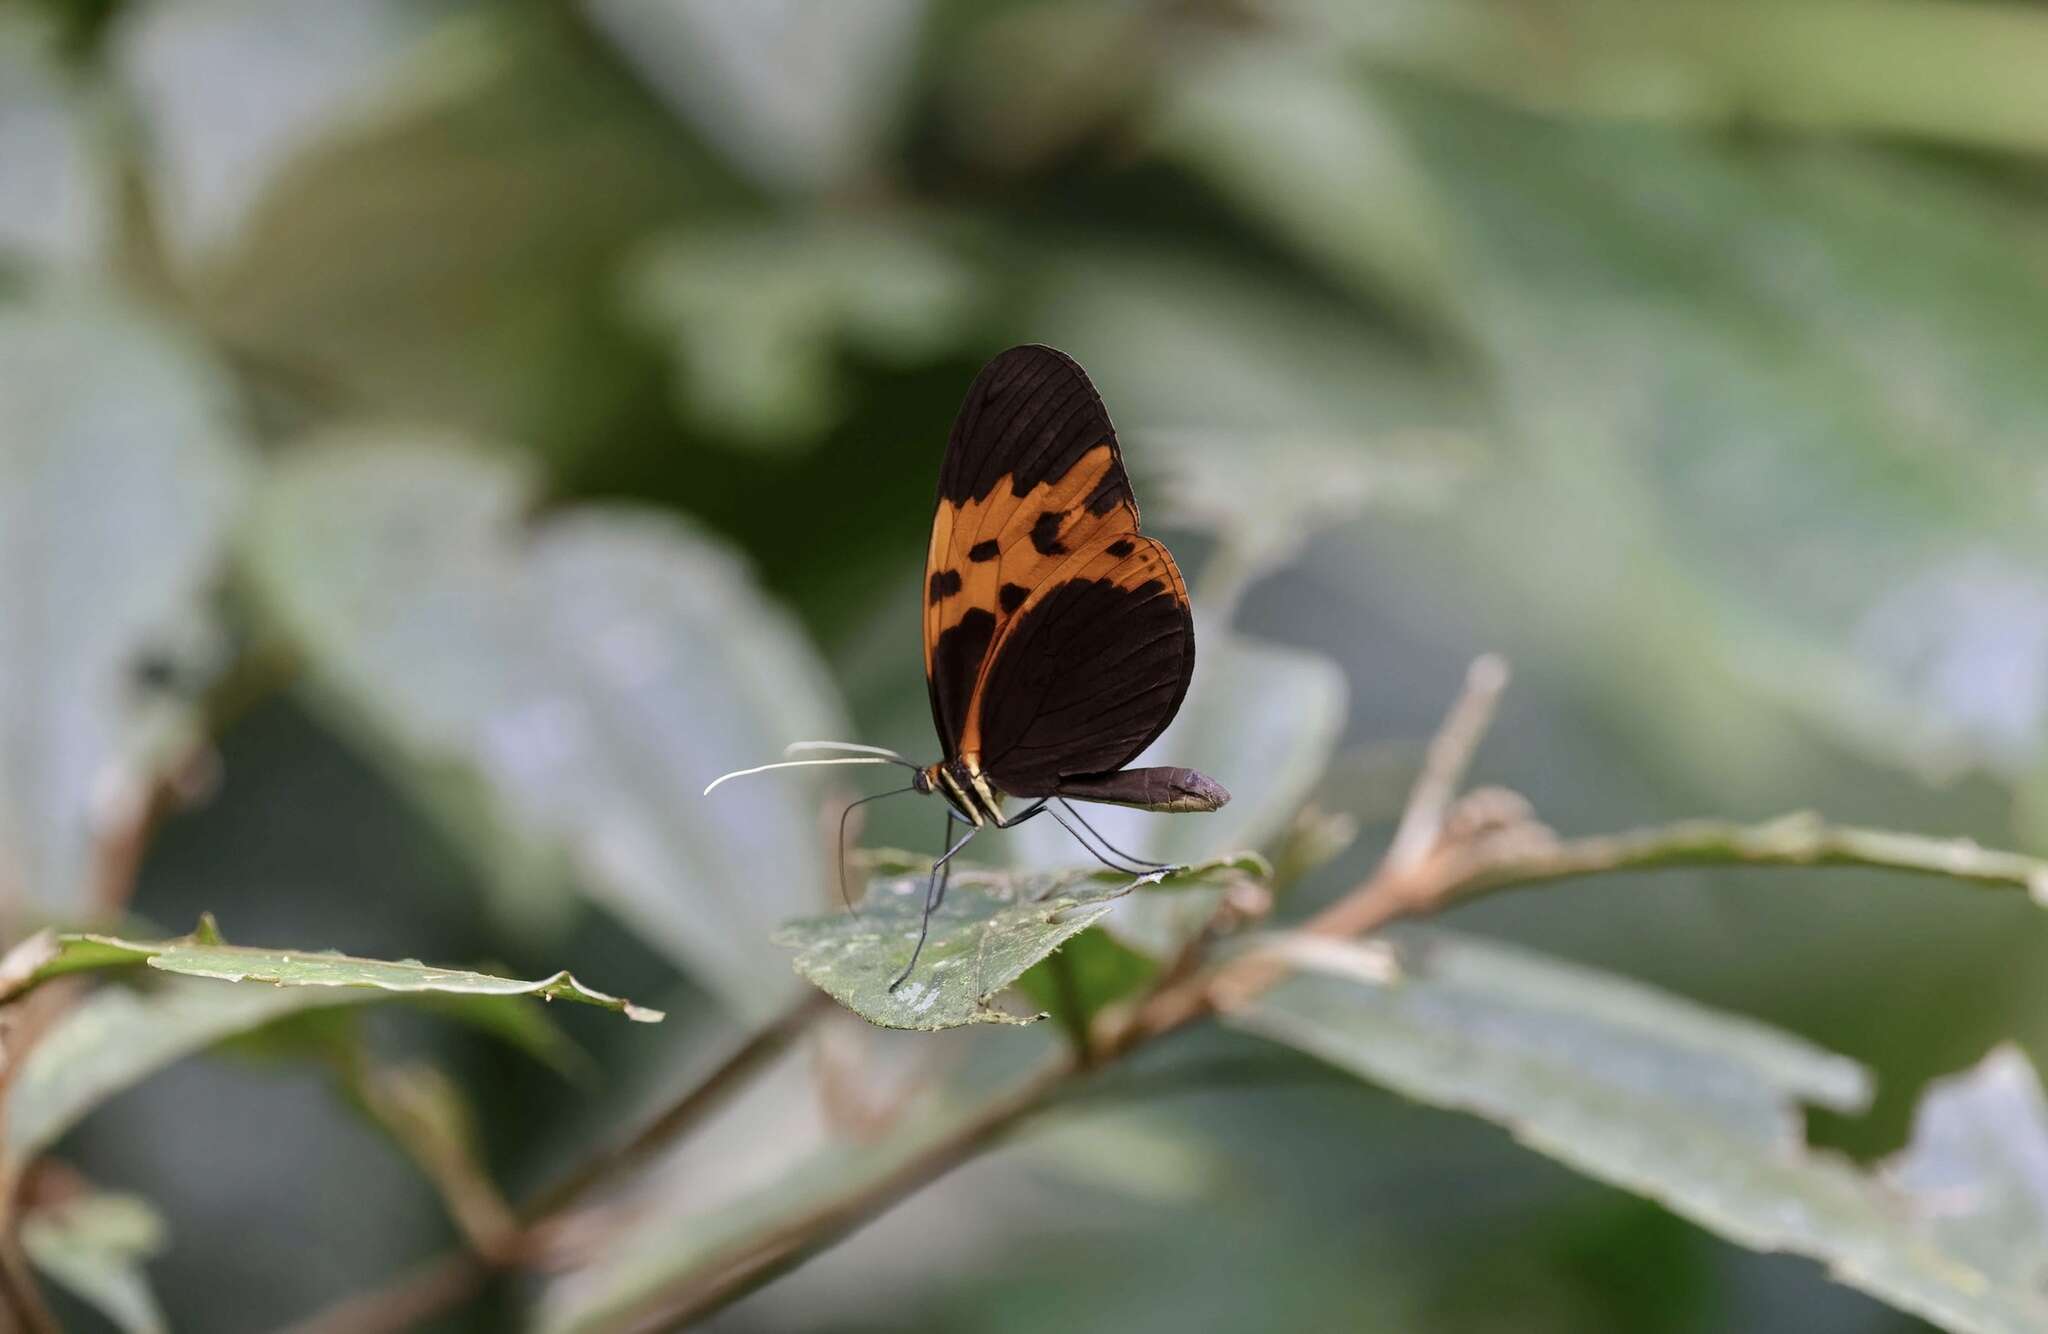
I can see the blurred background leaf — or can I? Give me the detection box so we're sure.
[1231,933,2048,1332]
[245,439,842,1020]
[20,1190,168,1334]
[0,292,247,920]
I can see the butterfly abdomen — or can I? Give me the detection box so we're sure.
[1050,767,1230,812]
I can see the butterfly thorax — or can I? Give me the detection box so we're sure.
[915,756,1005,827]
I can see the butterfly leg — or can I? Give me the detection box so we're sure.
[1056,798,1176,873]
[1041,803,1165,877]
[890,814,978,992]
[989,798,1049,830]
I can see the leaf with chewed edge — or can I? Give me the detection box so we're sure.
[0,918,659,1023]
[776,855,1265,1030]
[1228,931,2048,1334]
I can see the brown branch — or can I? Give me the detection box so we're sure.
[1383,654,1508,871]
[522,990,833,1222]
[0,1224,56,1334]
[609,1055,1077,1333]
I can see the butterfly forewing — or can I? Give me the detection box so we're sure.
[924,346,1142,756]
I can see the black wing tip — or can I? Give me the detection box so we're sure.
[982,343,1094,385]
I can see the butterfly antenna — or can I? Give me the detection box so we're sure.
[702,755,902,796]
[785,741,919,768]
[835,785,917,915]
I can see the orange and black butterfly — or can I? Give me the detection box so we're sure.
[709,345,1228,986]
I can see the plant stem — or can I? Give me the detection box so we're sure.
[523,989,834,1221]
[611,1055,1077,1333]
[1455,813,2048,899]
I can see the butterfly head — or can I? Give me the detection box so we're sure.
[918,757,1006,827]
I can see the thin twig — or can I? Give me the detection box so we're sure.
[1383,654,1508,871]
[610,1054,1076,1333]
[281,1255,483,1334]
[0,1226,56,1334]
[523,990,833,1221]
[283,989,833,1334]
[1453,813,2048,900]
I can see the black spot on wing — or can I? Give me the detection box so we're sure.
[928,569,962,604]
[1029,510,1068,556]
[967,539,1000,562]
[928,607,997,757]
[1106,538,1134,558]
[1000,582,1030,613]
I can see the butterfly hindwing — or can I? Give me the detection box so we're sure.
[924,346,1140,755]
[969,531,1195,796]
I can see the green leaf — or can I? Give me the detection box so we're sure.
[6,978,367,1161]
[1148,38,1461,319]
[0,293,249,913]
[624,217,981,449]
[150,943,662,1020]
[243,439,844,1021]
[1037,251,1482,580]
[773,865,1129,1031]
[778,855,1268,1030]
[0,14,109,271]
[1227,931,2048,1334]
[1296,0,2048,156]
[189,8,694,446]
[1013,927,1160,1035]
[0,920,661,1021]
[21,1191,168,1334]
[1379,89,2048,793]
[114,0,433,262]
[1885,1043,2048,1297]
[584,0,922,193]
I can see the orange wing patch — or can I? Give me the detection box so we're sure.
[953,530,1187,762]
[922,442,1138,675]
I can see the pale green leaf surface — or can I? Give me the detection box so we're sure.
[585,0,922,193]
[145,943,661,1022]
[21,1191,169,1334]
[0,15,109,270]
[774,865,1131,1030]
[0,295,248,912]
[1229,932,2048,1334]
[1149,38,1460,318]
[1384,91,2048,792]
[245,441,842,1021]
[113,0,430,262]
[1039,251,1482,574]
[1294,0,2048,155]
[6,978,366,1161]
[625,218,980,448]
[1884,1044,2048,1298]
[0,921,657,1022]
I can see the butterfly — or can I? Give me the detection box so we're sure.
[709,345,1229,988]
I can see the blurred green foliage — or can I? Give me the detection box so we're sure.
[8,0,2048,1330]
